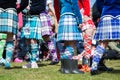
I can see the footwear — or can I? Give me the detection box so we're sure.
[60,59,64,72]
[5,62,11,69]
[63,59,72,74]
[80,57,92,72]
[14,58,23,63]
[0,58,6,65]
[80,64,91,72]
[22,62,38,68]
[31,62,38,68]
[71,60,84,74]
[91,70,99,75]
[22,62,31,68]
[49,61,59,65]
[61,59,84,74]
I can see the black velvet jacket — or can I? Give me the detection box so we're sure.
[29,0,46,15]
[0,0,29,13]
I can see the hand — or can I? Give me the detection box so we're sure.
[72,55,82,60]
[22,6,30,14]
[26,6,30,11]
[83,15,91,22]
[78,24,83,29]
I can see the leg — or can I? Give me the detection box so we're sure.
[43,35,59,65]
[5,33,14,68]
[60,41,84,74]
[14,38,28,62]
[91,42,107,75]
[0,40,6,65]
[22,39,38,68]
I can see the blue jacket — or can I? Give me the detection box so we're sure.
[59,0,82,24]
[97,0,120,17]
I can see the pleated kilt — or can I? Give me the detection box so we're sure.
[40,12,53,36]
[57,13,82,41]
[0,8,18,34]
[21,15,42,40]
[94,15,120,41]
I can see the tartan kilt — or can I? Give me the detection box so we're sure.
[21,15,42,40]
[94,15,120,41]
[57,14,82,41]
[0,8,18,34]
[40,12,53,36]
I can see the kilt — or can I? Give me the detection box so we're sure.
[0,8,18,34]
[57,14,82,41]
[94,15,120,41]
[21,15,42,40]
[40,12,53,36]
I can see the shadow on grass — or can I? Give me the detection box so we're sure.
[4,63,48,70]
[107,69,120,74]
[38,63,48,67]
[88,69,120,76]
[115,65,120,67]
[4,66,22,70]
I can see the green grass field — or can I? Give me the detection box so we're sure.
[0,60,120,80]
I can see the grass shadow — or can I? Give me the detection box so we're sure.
[38,63,48,67]
[4,66,22,70]
[107,69,120,74]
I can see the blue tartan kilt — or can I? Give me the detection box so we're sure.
[0,8,18,34]
[40,12,53,36]
[94,15,120,41]
[21,15,42,40]
[57,14,82,41]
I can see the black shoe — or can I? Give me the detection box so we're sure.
[91,70,99,75]
[49,61,59,65]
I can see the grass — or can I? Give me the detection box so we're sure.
[0,60,120,80]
